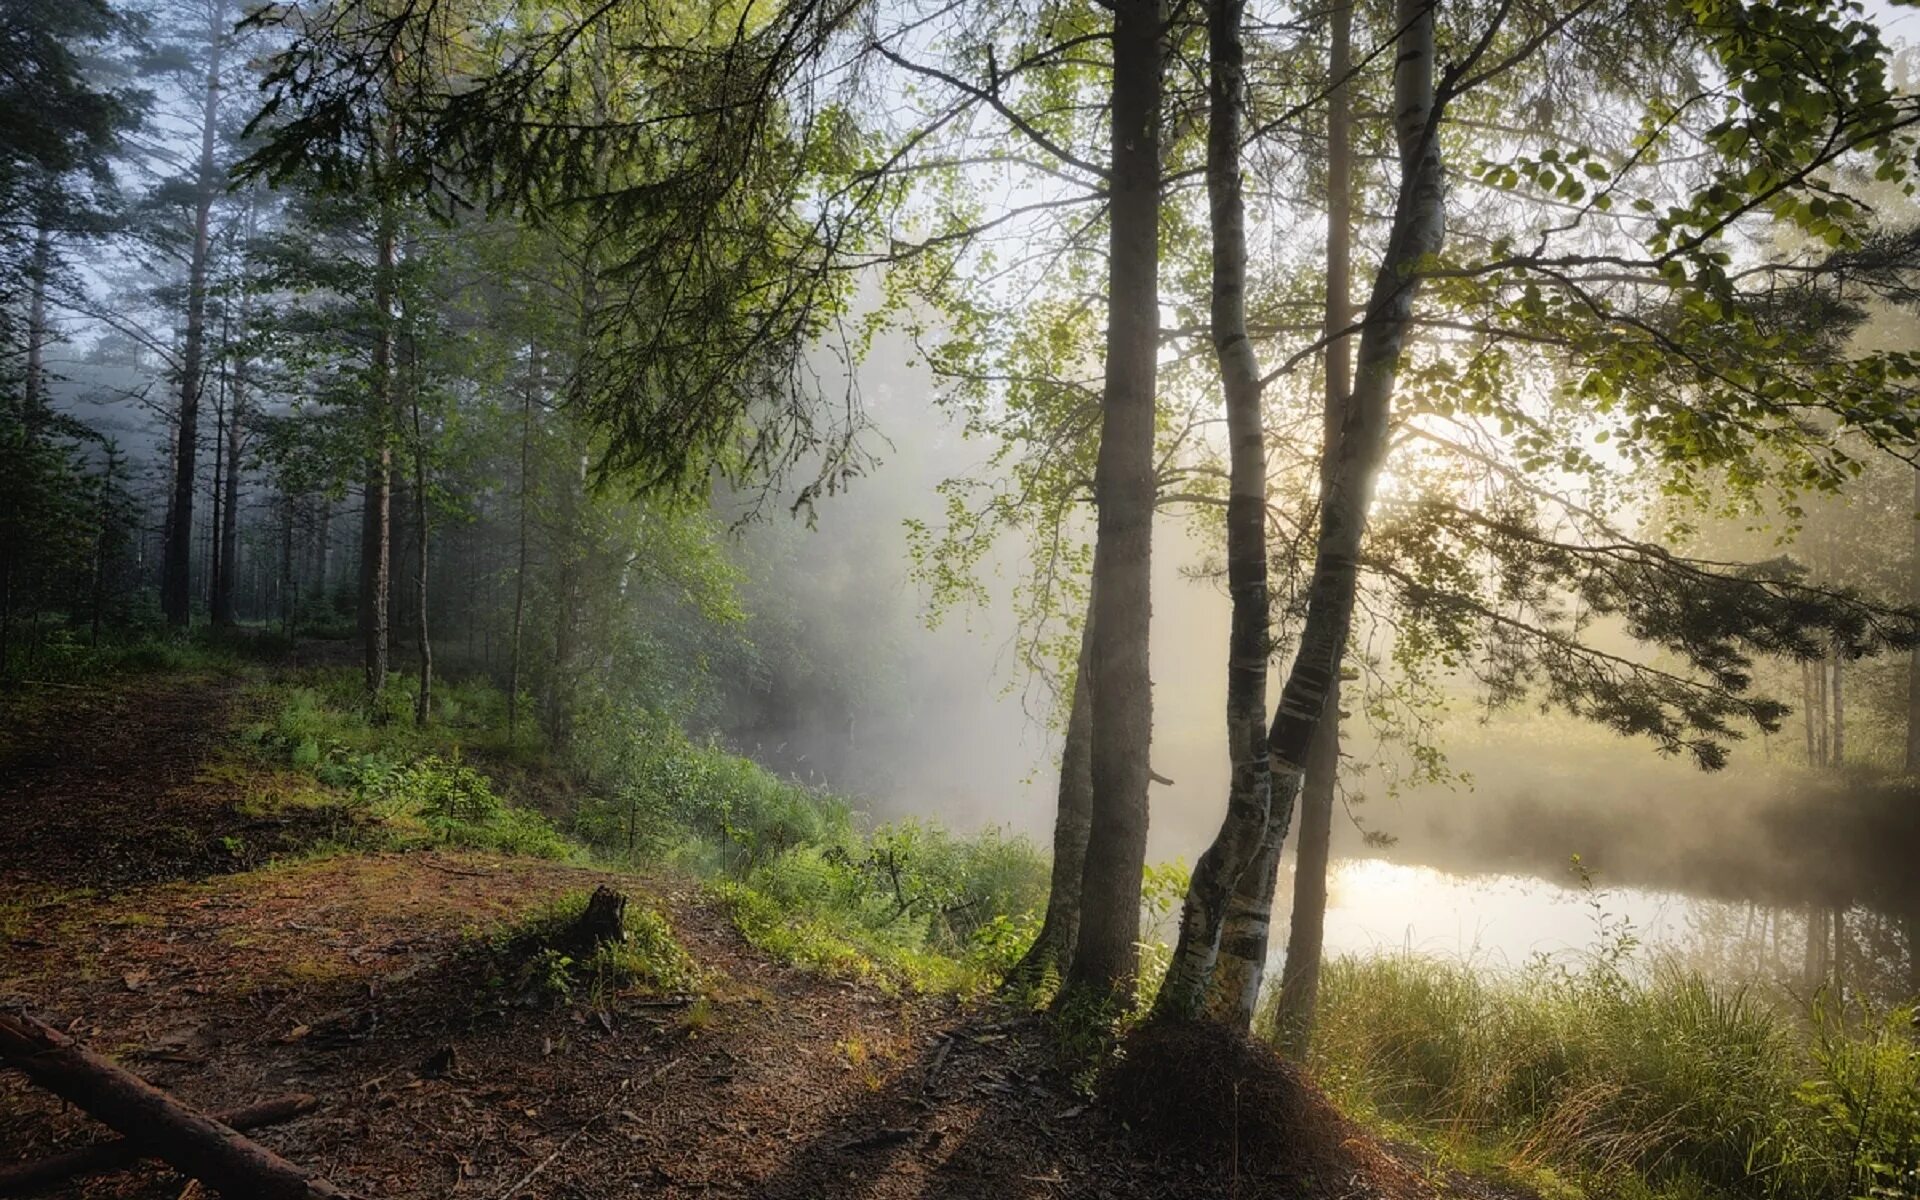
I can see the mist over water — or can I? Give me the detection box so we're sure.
[754,353,1920,970]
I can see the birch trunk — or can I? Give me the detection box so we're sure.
[1221,0,1445,1029]
[1063,0,1165,1003]
[1156,0,1273,1020]
[1271,684,1340,1049]
[1209,0,1355,1036]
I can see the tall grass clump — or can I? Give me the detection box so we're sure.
[1294,950,1920,1200]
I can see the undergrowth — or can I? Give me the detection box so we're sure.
[244,670,1050,995]
[1,624,294,688]
[571,703,1049,996]
[1295,951,1920,1200]
[240,671,569,859]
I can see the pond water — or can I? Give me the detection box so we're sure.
[1301,858,1709,967]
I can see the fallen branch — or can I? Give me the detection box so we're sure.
[0,1011,358,1199]
[0,1094,317,1196]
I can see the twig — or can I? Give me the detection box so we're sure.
[417,859,495,879]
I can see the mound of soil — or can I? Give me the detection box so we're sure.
[1106,1019,1432,1199]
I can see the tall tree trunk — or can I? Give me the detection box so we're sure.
[1830,651,1844,768]
[410,367,431,727]
[279,492,295,634]
[1205,0,1355,1034]
[313,499,331,605]
[508,348,535,740]
[161,1,226,629]
[1816,650,1829,767]
[359,215,396,708]
[1009,594,1096,984]
[24,223,50,413]
[1156,0,1272,1020]
[1908,469,1920,774]
[1209,0,1445,1028]
[214,281,252,627]
[91,447,120,645]
[1063,0,1166,1004]
[1803,659,1818,765]
[1270,692,1339,1048]
[208,377,226,620]
[215,385,242,625]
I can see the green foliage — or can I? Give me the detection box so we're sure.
[1133,858,1192,1012]
[245,671,569,859]
[1296,950,1920,1200]
[569,701,1047,995]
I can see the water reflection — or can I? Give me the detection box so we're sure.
[1299,859,1702,967]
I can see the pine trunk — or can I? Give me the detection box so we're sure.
[24,224,49,413]
[1063,0,1165,1004]
[161,5,227,629]
[1908,469,1920,774]
[360,217,396,707]
[208,386,226,621]
[1156,0,1272,1021]
[1830,652,1844,768]
[410,351,432,727]
[279,493,295,633]
[508,350,535,739]
[1803,659,1818,766]
[213,285,252,626]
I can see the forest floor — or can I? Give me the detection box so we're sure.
[0,669,1507,1200]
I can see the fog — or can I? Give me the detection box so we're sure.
[746,328,1920,976]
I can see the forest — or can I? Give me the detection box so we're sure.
[5,0,1920,1197]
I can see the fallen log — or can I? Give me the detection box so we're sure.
[0,1011,358,1199]
[0,1093,317,1196]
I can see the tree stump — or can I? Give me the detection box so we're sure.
[565,886,628,953]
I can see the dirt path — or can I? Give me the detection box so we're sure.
[0,852,1270,1200]
[0,673,327,894]
[0,671,1444,1200]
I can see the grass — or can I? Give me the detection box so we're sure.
[1289,950,1920,1200]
